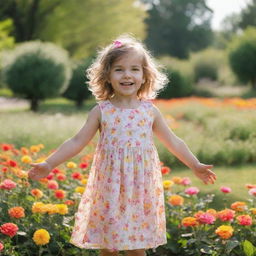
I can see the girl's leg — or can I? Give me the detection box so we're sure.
[99,249,120,256]
[124,249,146,256]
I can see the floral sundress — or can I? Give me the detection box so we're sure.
[70,99,167,251]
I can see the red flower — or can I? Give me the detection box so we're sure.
[0,223,19,237]
[56,173,66,181]
[0,242,4,251]
[1,144,12,151]
[52,168,61,174]
[65,200,75,205]
[79,162,88,169]
[71,172,83,180]
[47,180,59,190]
[46,173,54,180]
[55,190,66,199]
[8,160,17,167]
[2,167,8,172]
[161,166,171,175]
[236,215,252,226]
[0,179,17,190]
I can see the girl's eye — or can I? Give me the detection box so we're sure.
[115,68,122,71]
[132,68,140,71]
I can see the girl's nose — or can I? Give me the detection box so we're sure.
[123,70,131,78]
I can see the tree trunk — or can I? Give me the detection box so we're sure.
[252,77,256,90]
[76,99,83,109]
[30,98,39,111]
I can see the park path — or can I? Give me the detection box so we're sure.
[0,96,29,110]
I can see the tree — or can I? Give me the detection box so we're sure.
[0,0,147,58]
[239,0,256,29]
[0,19,14,51]
[228,27,256,89]
[2,41,71,111]
[145,0,213,59]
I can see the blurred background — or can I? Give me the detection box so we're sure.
[0,0,256,111]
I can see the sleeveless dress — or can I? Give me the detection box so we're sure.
[70,100,167,251]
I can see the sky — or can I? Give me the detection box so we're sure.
[207,0,250,30]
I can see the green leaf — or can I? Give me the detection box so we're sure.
[226,239,240,254]
[166,232,171,239]
[25,195,35,201]
[242,240,255,256]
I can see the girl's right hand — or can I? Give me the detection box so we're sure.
[28,162,52,180]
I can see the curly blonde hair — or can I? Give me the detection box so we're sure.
[87,34,168,100]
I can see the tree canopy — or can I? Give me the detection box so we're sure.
[239,0,256,29]
[0,0,147,58]
[145,0,213,59]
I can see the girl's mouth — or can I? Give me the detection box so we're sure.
[120,82,134,86]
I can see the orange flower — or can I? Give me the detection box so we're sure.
[182,217,198,227]
[54,189,66,199]
[168,195,184,206]
[171,176,183,184]
[215,225,234,239]
[231,201,247,212]
[218,209,235,222]
[8,207,25,218]
[20,147,29,155]
[250,208,256,215]
[65,200,75,205]
[31,189,44,198]
[161,166,171,175]
[30,145,40,153]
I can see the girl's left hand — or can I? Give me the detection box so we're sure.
[192,163,216,185]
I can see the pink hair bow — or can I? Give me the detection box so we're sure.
[113,40,122,48]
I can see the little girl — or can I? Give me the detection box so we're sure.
[28,35,216,256]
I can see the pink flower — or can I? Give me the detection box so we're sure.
[248,188,256,196]
[198,213,216,224]
[181,177,191,186]
[47,180,59,190]
[218,209,235,222]
[0,242,4,251]
[0,223,18,237]
[185,187,199,195]
[0,179,17,190]
[236,215,252,226]
[220,186,232,193]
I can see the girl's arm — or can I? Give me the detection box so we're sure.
[28,105,101,180]
[152,105,216,184]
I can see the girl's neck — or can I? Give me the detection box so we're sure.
[109,95,141,109]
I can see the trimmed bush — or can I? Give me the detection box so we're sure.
[158,69,193,99]
[2,41,71,111]
[228,27,256,89]
[62,58,92,108]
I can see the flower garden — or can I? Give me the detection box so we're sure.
[0,97,256,256]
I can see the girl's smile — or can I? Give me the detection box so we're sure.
[109,50,145,98]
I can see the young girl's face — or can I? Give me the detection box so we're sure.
[108,50,145,98]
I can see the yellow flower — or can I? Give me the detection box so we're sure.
[32,202,46,213]
[33,229,50,245]
[75,186,85,194]
[182,217,198,227]
[81,179,88,185]
[16,169,28,179]
[38,144,45,149]
[56,204,68,215]
[21,155,32,164]
[35,157,46,163]
[67,161,77,169]
[163,180,174,189]
[250,208,256,215]
[30,145,41,153]
[215,225,234,239]
[44,204,59,214]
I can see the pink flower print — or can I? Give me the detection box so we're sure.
[138,119,146,126]
[140,133,146,138]
[104,200,110,210]
[126,130,132,136]
[100,215,105,221]
[108,218,116,224]
[114,116,121,125]
[123,223,129,231]
[136,141,141,146]
[119,204,126,213]
[139,234,145,241]
[107,177,112,183]
[126,140,132,147]
[129,235,137,242]
[103,224,109,233]
[141,222,149,229]
[111,128,116,134]
[132,213,139,221]
[111,137,118,146]
[102,121,107,128]
[128,115,135,120]
[136,154,142,162]
[112,232,119,240]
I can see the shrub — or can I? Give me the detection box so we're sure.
[2,41,71,111]
[228,27,256,89]
[62,58,92,108]
[158,68,193,99]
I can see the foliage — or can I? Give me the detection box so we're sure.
[228,27,256,89]
[157,69,193,99]
[239,0,256,30]
[2,41,71,111]
[62,58,93,108]
[0,19,14,52]
[0,0,147,58]
[145,0,213,59]
[191,48,222,82]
